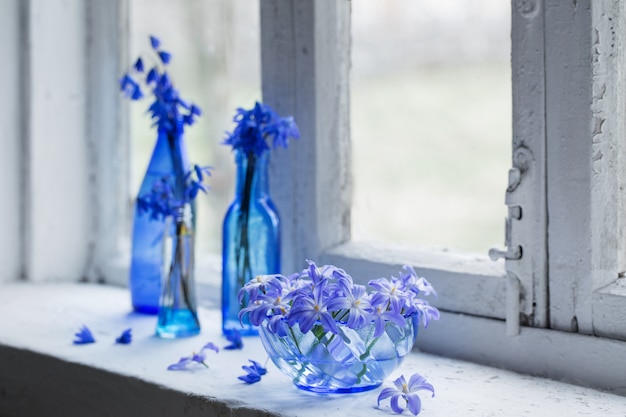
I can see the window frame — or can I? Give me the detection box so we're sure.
[10,0,626,393]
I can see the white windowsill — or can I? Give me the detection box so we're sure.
[1,282,625,417]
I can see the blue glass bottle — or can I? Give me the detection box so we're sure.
[129,132,191,314]
[222,150,280,336]
[156,204,200,338]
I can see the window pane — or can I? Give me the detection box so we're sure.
[351,0,511,253]
[130,0,261,255]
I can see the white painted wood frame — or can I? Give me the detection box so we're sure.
[84,0,131,286]
[589,0,626,341]
[507,0,548,330]
[541,0,626,341]
[0,0,22,283]
[5,0,130,285]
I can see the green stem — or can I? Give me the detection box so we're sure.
[289,326,304,355]
[176,219,197,318]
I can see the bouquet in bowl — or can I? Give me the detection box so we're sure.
[238,261,440,393]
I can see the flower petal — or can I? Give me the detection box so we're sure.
[149,35,161,49]
[377,387,398,406]
[202,342,220,353]
[73,325,95,344]
[407,393,423,416]
[390,394,405,414]
[167,356,192,371]
[133,57,144,73]
[408,373,435,397]
[115,328,132,344]
[158,51,172,64]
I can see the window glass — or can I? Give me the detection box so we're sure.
[351,0,511,253]
[130,0,261,255]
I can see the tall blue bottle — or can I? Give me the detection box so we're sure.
[130,132,191,314]
[222,150,280,336]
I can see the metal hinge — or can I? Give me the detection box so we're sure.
[489,146,535,335]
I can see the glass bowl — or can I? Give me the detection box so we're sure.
[259,315,418,394]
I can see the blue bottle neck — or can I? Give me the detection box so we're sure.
[235,150,270,201]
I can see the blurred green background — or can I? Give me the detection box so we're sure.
[130,0,511,257]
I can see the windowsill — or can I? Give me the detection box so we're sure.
[320,240,507,319]
[1,282,625,417]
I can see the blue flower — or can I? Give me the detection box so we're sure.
[115,328,132,344]
[238,274,284,304]
[119,74,142,101]
[237,262,439,338]
[371,302,407,338]
[263,115,300,149]
[399,265,437,298]
[158,51,172,65]
[133,58,144,73]
[337,284,373,329]
[223,329,243,350]
[368,277,409,315]
[405,297,441,329]
[184,164,212,200]
[137,165,211,221]
[150,35,161,49]
[73,325,95,344]
[120,35,203,147]
[223,101,300,156]
[167,342,219,371]
[238,359,267,384]
[377,373,435,416]
[288,275,339,335]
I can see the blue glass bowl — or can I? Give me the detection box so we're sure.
[259,316,418,394]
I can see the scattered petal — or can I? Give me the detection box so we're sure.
[238,359,267,384]
[73,325,95,345]
[247,359,267,375]
[202,342,220,353]
[167,356,193,371]
[115,328,132,344]
[166,341,219,371]
[238,372,261,384]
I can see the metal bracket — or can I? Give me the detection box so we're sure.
[489,244,522,261]
[489,204,523,261]
[490,146,533,262]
